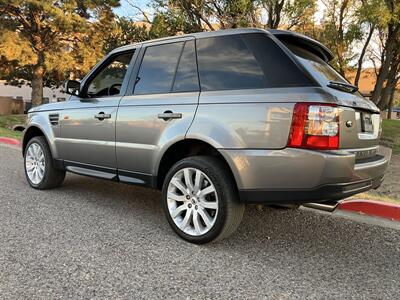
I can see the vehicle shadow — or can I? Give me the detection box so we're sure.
[59,173,400,257]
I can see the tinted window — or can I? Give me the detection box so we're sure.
[197,33,312,91]
[197,35,266,91]
[285,43,347,84]
[134,42,184,95]
[173,41,199,92]
[87,52,133,97]
[242,33,312,87]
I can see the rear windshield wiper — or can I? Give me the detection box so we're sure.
[327,81,358,94]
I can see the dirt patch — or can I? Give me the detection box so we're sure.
[365,154,400,201]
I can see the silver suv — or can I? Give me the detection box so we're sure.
[23,29,391,243]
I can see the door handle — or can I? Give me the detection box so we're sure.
[158,111,182,121]
[94,112,112,120]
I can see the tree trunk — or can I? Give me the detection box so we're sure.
[378,75,398,110]
[371,25,399,103]
[387,87,395,119]
[31,53,44,107]
[377,55,399,110]
[354,24,375,87]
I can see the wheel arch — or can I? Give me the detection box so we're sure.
[155,139,239,191]
[22,125,55,157]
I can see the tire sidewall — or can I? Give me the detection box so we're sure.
[161,157,230,244]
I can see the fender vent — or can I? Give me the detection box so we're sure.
[49,113,59,125]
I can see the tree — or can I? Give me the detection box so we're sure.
[369,0,400,108]
[282,0,317,31]
[319,0,363,76]
[103,17,150,53]
[0,0,120,106]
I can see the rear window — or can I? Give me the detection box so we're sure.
[196,33,312,91]
[284,43,347,85]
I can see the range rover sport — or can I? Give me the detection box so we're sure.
[22,29,391,243]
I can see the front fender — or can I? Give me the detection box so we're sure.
[23,112,60,159]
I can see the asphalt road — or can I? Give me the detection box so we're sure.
[1,144,399,299]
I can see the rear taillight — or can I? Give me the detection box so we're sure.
[288,103,339,150]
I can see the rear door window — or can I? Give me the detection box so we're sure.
[134,42,184,95]
[134,40,199,95]
[172,41,199,92]
[196,33,312,91]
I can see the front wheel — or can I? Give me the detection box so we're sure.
[24,136,66,189]
[161,156,245,244]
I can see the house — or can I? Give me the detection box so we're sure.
[0,80,67,115]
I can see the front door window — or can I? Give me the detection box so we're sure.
[87,52,134,97]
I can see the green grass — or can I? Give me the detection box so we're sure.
[0,115,26,140]
[381,119,400,155]
[0,127,23,139]
[0,114,26,130]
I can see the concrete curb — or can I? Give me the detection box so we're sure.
[0,137,21,147]
[338,199,400,222]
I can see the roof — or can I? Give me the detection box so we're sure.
[111,28,333,62]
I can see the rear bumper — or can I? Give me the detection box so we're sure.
[239,175,384,204]
[220,146,391,204]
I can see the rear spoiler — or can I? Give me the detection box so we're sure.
[268,29,334,62]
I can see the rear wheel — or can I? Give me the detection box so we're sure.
[161,156,245,244]
[24,136,65,189]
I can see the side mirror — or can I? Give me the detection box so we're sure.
[64,80,81,96]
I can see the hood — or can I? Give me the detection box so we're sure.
[28,101,66,113]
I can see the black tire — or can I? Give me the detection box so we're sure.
[24,136,66,189]
[161,156,245,244]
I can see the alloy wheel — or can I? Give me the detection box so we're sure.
[25,142,46,185]
[167,167,219,236]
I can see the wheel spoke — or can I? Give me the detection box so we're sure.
[26,164,35,172]
[167,192,186,202]
[170,178,188,195]
[183,168,194,192]
[192,210,202,234]
[197,207,213,229]
[27,147,34,158]
[180,209,192,230]
[201,201,218,210]
[33,144,39,157]
[199,185,215,198]
[171,204,187,218]
[38,163,45,172]
[33,169,39,184]
[37,165,44,178]
[194,170,203,193]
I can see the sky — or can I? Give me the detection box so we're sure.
[114,0,327,22]
[114,0,152,19]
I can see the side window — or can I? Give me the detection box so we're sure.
[87,52,134,97]
[197,33,312,91]
[241,33,312,87]
[134,42,184,95]
[197,35,267,91]
[172,41,199,92]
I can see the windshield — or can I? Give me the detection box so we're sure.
[284,43,347,85]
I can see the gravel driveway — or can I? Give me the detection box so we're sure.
[1,144,399,299]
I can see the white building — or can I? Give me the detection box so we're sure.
[0,80,67,104]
